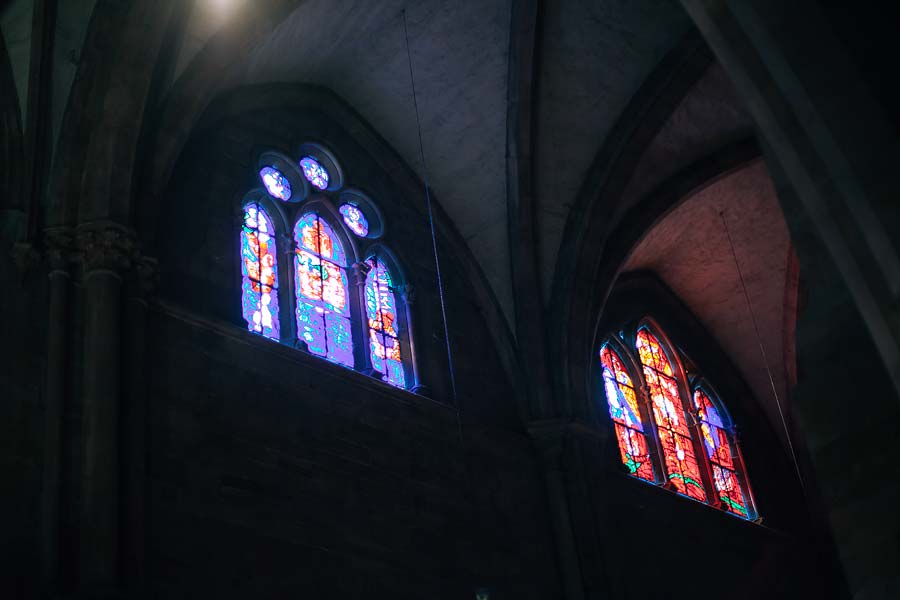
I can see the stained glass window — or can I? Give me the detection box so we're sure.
[693,389,752,517]
[300,156,329,190]
[293,213,354,367]
[240,203,280,340]
[339,204,369,237]
[600,345,654,481]
[365,257,405,388]
[259,166,292,201]
[636,329,707,502]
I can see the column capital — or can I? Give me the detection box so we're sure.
[350,260,373,287]
[396,283,415,305]
[76,223,138,276]
[44,228,76,274]
[134,255,160,298]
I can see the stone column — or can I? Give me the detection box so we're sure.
[76,224,135,592]
[350,260,376,377]
[529,422,585,600]
[39,228,73,593]
[120,256,157,592]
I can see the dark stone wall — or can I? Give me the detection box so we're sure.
[765,151,900,599]
[0,255,46,594]
[143,308,554,598]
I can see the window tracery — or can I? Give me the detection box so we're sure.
[237,144,415,390]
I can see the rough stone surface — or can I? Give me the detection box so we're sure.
[625,161,794,450]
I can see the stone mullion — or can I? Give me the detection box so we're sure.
[350,260,374,376]
[398,283,427,395]
[38,227,74,594]
[75,223,136,592]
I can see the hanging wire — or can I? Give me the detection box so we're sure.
[720,210,806,493]
[401,9,459,404]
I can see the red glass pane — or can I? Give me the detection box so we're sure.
[614,423,654,482]
[658,429,707,501]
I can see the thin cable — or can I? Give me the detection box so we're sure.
[402,9,459,404]
[720,211,806,493]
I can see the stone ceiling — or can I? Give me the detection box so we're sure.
[624,161,795,449]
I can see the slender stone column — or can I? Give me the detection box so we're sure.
[350,260,376,376]
[76,224,135,592]
[39,228,73,593]
[529,423,586,600]
[120,256,157,592]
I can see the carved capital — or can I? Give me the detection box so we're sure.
[350,260,373,287]
[44,228,75,273]
[396,283,415,305]
[134,256,160,297]
[76,224,137,275]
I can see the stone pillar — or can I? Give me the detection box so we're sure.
[39,228,73,593]
[76,224,134,592]
[529,422,585,600]
[120,256,157,592]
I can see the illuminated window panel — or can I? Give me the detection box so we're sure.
[636,329,707,502]
[365,258,405,388]
[240,204,280,340]
[694,389,753,518]
[339,204,369,237]
[293,213,353,367]
[600,345,655,482]
[300,156,329,190]
[259,166,292,201]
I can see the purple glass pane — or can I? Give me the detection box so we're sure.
[240,204,279,340]
[339,204,369,237]
[325,312,354,367]
[296,299,326,356]
[300,156,329,190]
[259,166,292,201]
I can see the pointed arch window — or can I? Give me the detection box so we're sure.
[597,322,757,519]
[236,144,418,391]
[365,257,406,388]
